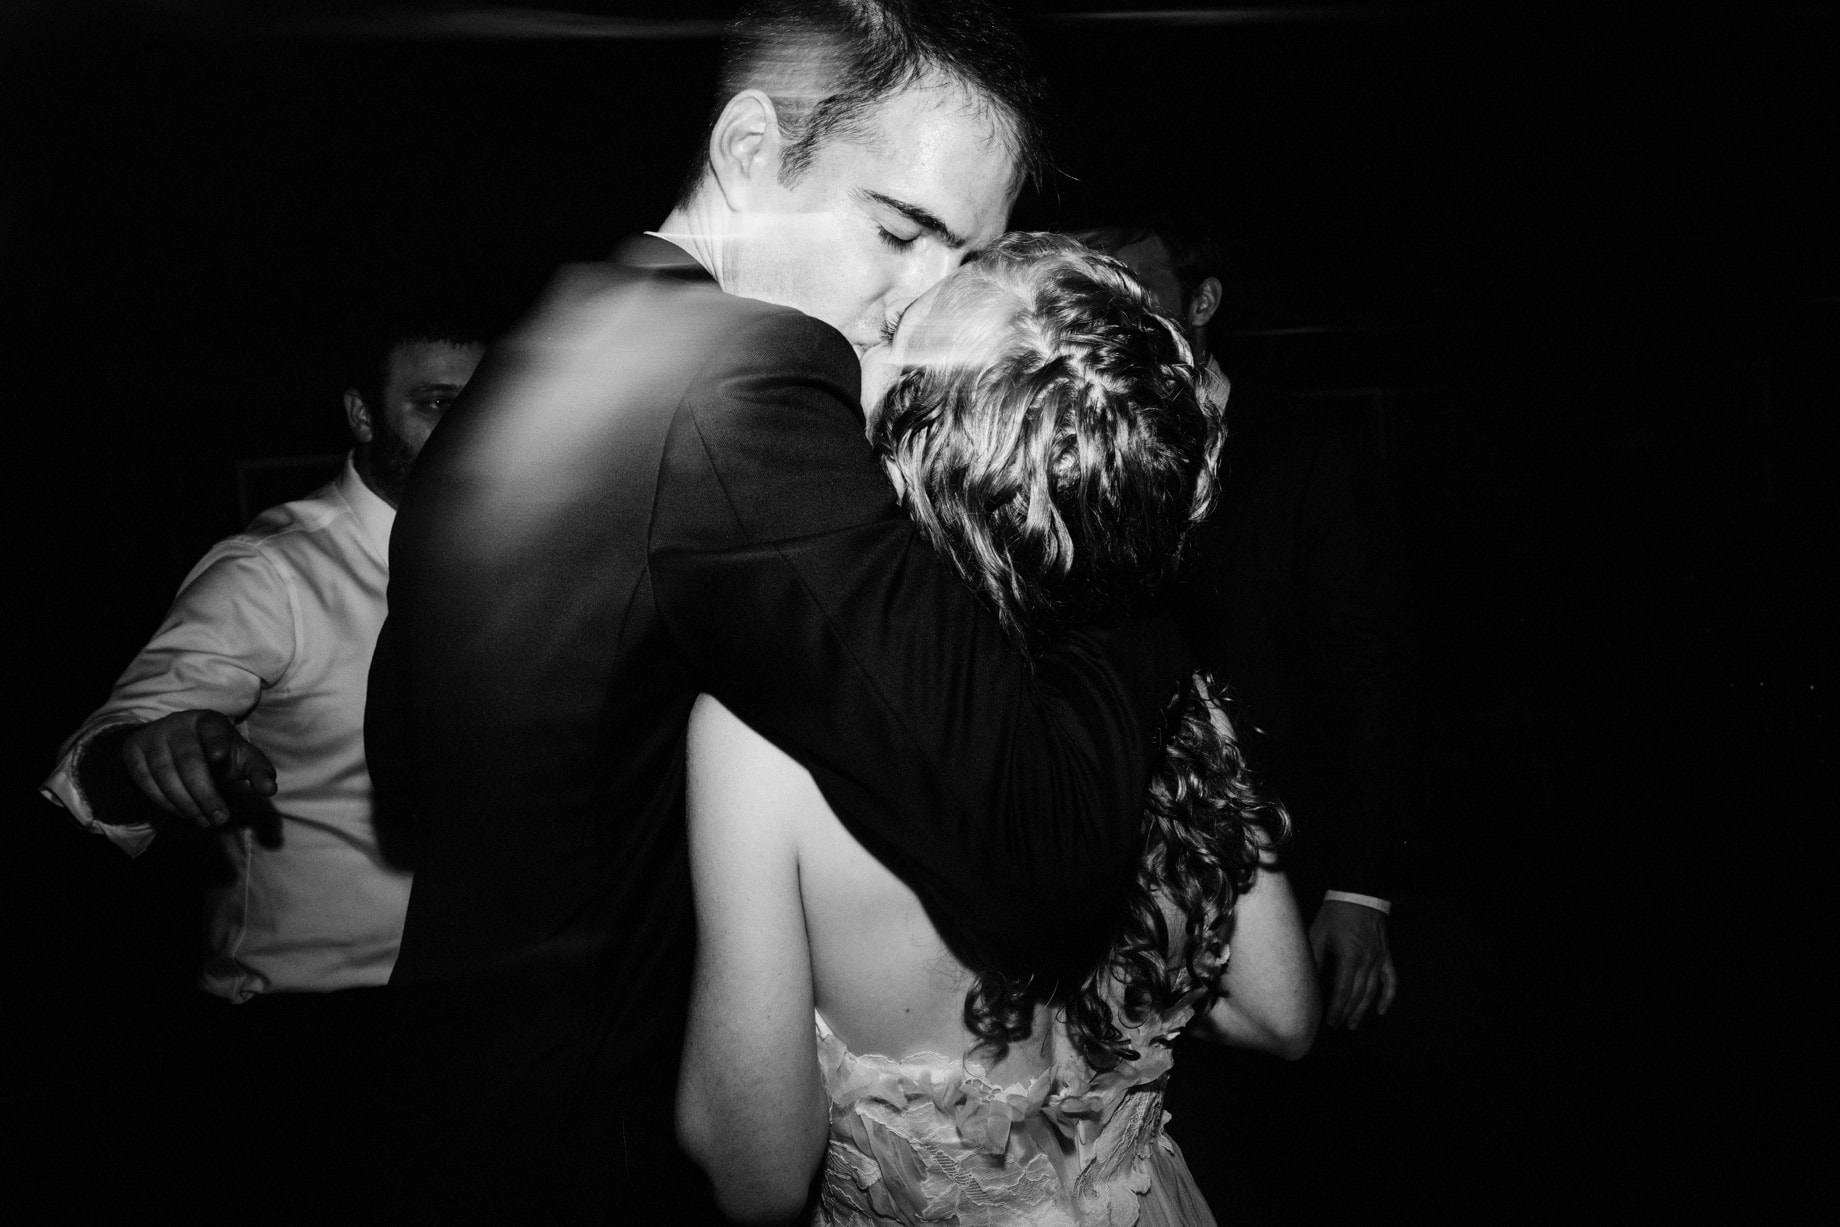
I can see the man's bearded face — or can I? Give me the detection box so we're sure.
[357,338,485,504]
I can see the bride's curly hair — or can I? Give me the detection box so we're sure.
[869,232,1288,1071]
[871,232,1217,648]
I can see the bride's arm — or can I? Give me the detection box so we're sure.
[1189,860,1321,1060]
[1178,680,1319,1058]
[677,694,830,1224]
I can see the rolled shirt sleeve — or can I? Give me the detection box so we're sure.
[42,545,296,856]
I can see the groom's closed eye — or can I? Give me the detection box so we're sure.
[858,190,969,251]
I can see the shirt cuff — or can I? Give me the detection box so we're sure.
[1323,890,1391,915]
[42,719,159,858]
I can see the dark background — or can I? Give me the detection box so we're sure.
[4,1,1831,1219]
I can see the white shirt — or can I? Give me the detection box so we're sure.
[42,456,412,1000]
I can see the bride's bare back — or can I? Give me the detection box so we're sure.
[695,694,1055,1080]
[802,825,1058,1083]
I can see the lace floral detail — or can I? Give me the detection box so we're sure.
[814,1014,1075,1225]
[1050,959,1216,1227]
[813,940,1223,1226]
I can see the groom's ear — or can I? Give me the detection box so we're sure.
[708,89,783,213]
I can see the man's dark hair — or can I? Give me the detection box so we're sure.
[345,289,496,412]
[1074,218,1224,311]
[680,0,1051,203]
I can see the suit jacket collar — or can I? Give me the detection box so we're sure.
[617,232,716,284]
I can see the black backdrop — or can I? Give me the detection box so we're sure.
[4,2,1832,1217]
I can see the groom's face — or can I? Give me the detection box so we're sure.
[739,80,1018,356]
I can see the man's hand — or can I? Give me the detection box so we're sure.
[118,710,277,828]
[1309,899,1397,1030]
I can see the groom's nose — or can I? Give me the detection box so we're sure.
[884,245,957,323]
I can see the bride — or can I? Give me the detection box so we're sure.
[677,233,1318,1225]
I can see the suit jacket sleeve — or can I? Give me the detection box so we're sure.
[1292,428,1414,902]
[649,310,1191,979]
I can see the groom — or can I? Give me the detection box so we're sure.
[367,1,1193,1218]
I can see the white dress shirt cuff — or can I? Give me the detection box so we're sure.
[41,718,159,858]
[1323,890,1392,915]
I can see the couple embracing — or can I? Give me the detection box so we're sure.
[369,3,1316,1224]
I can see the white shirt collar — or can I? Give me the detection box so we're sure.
[336,452,397,565]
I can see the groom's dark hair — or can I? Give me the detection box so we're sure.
[678,0,1052,203]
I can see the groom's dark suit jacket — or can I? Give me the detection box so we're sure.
[365,237,1191,1200]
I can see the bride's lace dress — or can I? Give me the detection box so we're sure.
[812,947,1223,1226]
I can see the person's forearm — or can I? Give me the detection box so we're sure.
[1193,869,1319,1058]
